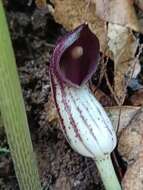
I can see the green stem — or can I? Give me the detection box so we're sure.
[0,1,41,190]
[95,155,122,190]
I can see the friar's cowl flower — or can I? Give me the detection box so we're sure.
[50,24,121,190]
[50,24,100,87]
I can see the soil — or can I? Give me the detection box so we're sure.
[0,1,104,189]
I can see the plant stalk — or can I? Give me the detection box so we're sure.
[95,155,122,190]
[0,1,41,190]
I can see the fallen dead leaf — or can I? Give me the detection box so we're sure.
[107,23,139,104]
[118,107,143,162]
[130,89,143,106]
[91,85,115,106]
[117,107,143,190]
[95,0,140,32]
[106,106,140,133]
[52,0,107,52]
[122,141,143,190]
[44,94,58,123]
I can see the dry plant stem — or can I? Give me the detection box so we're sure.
[95,155,122,190]
[0,1,41,190]
[95,56,108,91]
[104,72,121,105]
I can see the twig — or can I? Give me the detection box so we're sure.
[97,56,109,89]
[104,72,121,105]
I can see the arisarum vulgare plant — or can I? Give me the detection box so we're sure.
[50,24,122,190]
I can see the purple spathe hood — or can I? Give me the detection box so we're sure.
[50,24,100,87]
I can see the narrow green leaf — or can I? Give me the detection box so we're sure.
[0,1,41,190]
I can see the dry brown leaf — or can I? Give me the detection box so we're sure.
[52,0,107,52]
[118,107,143,162]
[44,94,58,123]
[108,23,139,104]
[122,144,143,190]
[94,90,114,106]
[95,0,140,31]
[91,85,115,106]
[106,106,140,133]
[130,89,143,106]
[117,107,143,189]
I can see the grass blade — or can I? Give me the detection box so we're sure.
[0,1,41,190]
